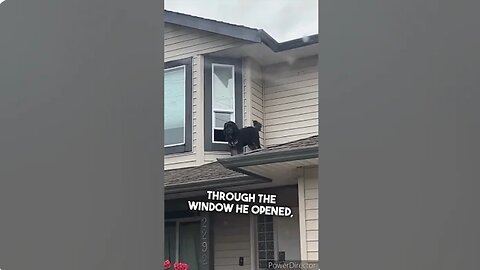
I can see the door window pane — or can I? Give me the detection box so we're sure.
[165,66,186,146]
[164,222,177,263]
[179,222,201,270]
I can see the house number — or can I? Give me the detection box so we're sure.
[200,216,209,266]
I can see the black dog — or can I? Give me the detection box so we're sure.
[223,120,262,155]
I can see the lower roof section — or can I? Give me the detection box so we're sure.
[165,161,269,196]
[165,135,318,198]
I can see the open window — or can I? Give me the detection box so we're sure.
[164,58,192,154]
[204,57,243,151]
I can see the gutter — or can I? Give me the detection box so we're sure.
[259,31,319,52]
[165,175,270,195]
[217,146,318,169]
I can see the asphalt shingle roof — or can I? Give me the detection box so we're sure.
[164,135,318,187]
[241,135,318,155]
[164,161,247,187]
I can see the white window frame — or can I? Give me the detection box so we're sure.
[211,63,236,144]
[164,65,187,147]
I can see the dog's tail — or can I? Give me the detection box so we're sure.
[253,120,262,131]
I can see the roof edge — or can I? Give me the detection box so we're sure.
[165,10,318,52]
[276,34,319,51]
[165,175,270,194]
[218,146,319,169]
[259,31,319,52]
[165,10,261,43]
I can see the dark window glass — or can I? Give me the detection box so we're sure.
[164,58,192,155]
[257,215,275,269]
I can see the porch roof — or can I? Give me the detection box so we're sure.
[164,161,269,195]
[165,135,318,195]
[217,135,318,182]
[218,135,318,168]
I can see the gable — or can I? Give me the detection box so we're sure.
[165,23,251,62]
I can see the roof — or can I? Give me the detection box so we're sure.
[165,136,318,194]
[164,161,268,194]
[164,10,318,52]
[165,161,245,187]
[218,135,318,168]
[243,135,318,155]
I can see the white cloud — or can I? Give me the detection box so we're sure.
[165,0,317,42]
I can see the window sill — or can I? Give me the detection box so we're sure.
[164,151,194,157]
[165,144,192,155]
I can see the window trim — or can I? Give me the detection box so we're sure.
[164,58,193,155]
[204,57,243,151]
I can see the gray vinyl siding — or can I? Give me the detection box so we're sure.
[204,152,231,163]
[165,23,248,62]
[250,60,265,147]
[263,56,318,146]
[242,58,265,148]
[192,55,200,155]
[303,167,319,261]
[214,213,252,270]
[164,153,197,170]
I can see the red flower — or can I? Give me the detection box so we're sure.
[164,260,171,269]
[173,262,189,270]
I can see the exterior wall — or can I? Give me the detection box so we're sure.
[204,151,231,163]
[165,23,248,62]
[164,24,251,170]
[164,23,319,171]
[263,56,318,146]
[298,166,319,261]
[275,207,301,260]
[243,58,266,147]
[214,213,252,270]
[164,153,198,170]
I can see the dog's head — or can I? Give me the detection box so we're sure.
[252,120,262,131]
[223,121,239,146]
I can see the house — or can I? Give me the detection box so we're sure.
[163,10,318,270]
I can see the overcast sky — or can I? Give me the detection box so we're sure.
[0,0,318,42]
[165,0,318,42]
